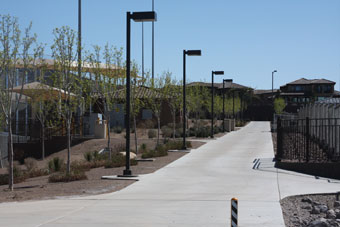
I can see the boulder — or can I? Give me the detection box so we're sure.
[334,201,340,208]
[119,152,137,159]
[326,209,336,219]
[302,197,313,204]
[308,218,329,227]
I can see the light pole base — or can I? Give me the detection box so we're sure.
[119,169,134,177]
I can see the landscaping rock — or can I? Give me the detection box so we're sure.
[302,204,313,210]
[335,209,340,219]
[334,201,340,208]
[316,205,329,213]
[308,218,329,227]
[311,206,321,214]
[302,197,313,203]
[119,152,137,159]
[327,209,337,219]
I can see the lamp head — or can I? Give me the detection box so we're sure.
[213,71,224,75]
[131,11,157,22]
[185,50,201,56]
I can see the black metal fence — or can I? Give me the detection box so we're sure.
[277,117,340,162]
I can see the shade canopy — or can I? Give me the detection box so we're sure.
[12,82,77,101]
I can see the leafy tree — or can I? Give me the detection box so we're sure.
[85,44,121,158]
[274,97,286,114]
[0,15,37,190]
[50,26,82,174]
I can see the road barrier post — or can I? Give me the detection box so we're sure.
[231,197,238,227]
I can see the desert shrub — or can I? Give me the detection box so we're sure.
[48,157,63,172]
[188,127,196,137]
[196,126,210,138]
[161,125,172,138]
[214,125,221,134]
[175,128,184,138]
[141,149,168,159]
[164,140,192,150]
[0,174,8,186]
[113,126,123,134]
[49,170,87,183]
[140,143,148,153]
[0,165,27,186]
[148,129,157,138]
[71,160,92,172]
[104,153,137,168]
[26,168,49,178]
[93,151,100,160]
[144,119,156,128]
[236,120,247,127]
[84,152,93,162]
[24,158,37,172]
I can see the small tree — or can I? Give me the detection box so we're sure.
[146,74,165,145]
[274,97,286,114]
[0,15,37,190]
[50,26,82,174]
[163,73,181,139]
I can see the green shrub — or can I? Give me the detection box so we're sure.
[141,149,168,159]
[84,152,93,162]
[48,170,87,183]
[140,143,147,153]
[48,157,63,172]
[0,165,27,186]
[104,153,137,168]
[161,125,172,138]
[196,126,210,138]
[148,129,157,138]
[113,126,123,134]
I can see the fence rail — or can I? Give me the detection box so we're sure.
[277,117,340,162]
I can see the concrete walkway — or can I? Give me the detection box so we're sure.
[1,122,340,227]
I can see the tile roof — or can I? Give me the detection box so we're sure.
[286,78,335,85]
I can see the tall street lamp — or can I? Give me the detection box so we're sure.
[183,50,201,150]
[272,70,277,99]
[211,71,224,138]
[122,11,157,177]
[223,79,233,132]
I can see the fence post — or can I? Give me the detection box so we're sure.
[306,117,310,163]
[276,117,282,161]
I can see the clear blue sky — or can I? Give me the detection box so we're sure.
[2,0,340,89]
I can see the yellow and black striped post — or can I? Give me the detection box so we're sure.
[231,197,238,227]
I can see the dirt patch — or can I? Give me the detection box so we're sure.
[281,193,340,226]
[0,152,187,203]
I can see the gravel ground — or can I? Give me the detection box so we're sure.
[281,193,340,227]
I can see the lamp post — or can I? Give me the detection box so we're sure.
[211,71,224,138]
[122,11,157,177]
[222,79,233,132]
[183,50,201,150]
[272,70,277,99]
